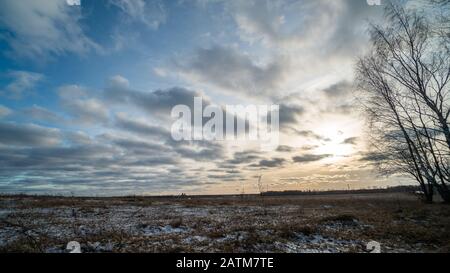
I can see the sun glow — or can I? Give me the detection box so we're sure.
[313,118,361,159]
[316,141,354,157]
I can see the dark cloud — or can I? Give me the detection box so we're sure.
[106,77,202,118]
[0,139,186,196]
[172,143,224,161]
[114,112,225,162]
[320,81,356,116]
[0,122,61,147]
[0,144,115,169]
[226,150,262,165]
[122,156,178,167]
[250,157,285,168]
[107,77,251,136]
[113,139,166,152]
[323,81,353,98]
[114,113,171,139]
[276,145,294,152]
[101,134,171,154]
[278,103,304,126]
[341,137,359,145]
[359,152,388,162]
[288,129,331,142]
[177,46,285,97]
[65,131,93,145]
[292,154,332,163]
[300,144,319,151]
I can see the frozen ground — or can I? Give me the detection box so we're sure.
[0,192,449,253]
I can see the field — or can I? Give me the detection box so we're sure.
[0,192,449,253]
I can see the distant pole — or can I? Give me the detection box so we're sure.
[347,184,350,191]
[257,175,263,194]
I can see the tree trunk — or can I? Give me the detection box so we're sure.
[425,184,434,203]
[436,186,450,203]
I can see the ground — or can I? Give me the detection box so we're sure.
[0,192,449,253]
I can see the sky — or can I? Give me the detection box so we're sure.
[0,0,417,196]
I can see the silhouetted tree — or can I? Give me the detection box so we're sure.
[356,1,450,203]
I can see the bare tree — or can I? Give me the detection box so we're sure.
[257,175,263,194]
[356,1,450,203]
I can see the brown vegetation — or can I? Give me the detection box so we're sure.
[0,192,449,253]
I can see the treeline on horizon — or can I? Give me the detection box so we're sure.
[261,185,420,196]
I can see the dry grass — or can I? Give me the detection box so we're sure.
[0,192,449,253]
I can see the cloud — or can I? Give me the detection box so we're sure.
[330,103,356,115]
[153,67,168,77]
[110,0,167,29]
[106,77,202,118]
[292,154,332,163]
[109,75,130,89]
[341,137,359,145]
[251,157,285,168]
[176,45,286,97]
[323,81,353,98]
[172,142,224,161]
[107,136,170,154]
[22,105,64,123]
[58,85,109,124]
[288,129,331,142]
[226,150,262,165]
[0,122,61,147]
[276,145,294,152]
[227,0,286,45]
[0,122,220,195]
[65,131,93,145]
[0,70,44,99]
[114,112,224,161]
[324,0,383,56]
[300,144,319,151]
[0,145,114,168]
[0,105,12,118]
[228,0,381,53]
[207,172,242,182]
[0,0,100,59]
[0,130,194,195]
[278,103,304,125]
[358,152,388,162]
[114,112,170,139]
[123,156,178,166]
[106,75,249,132]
